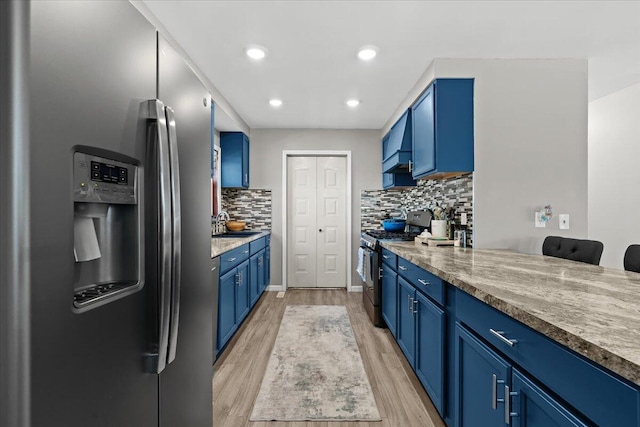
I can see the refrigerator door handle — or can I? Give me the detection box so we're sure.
[147,99,173,374]
[165,105,182,365]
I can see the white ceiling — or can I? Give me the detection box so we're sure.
[143,1,640,131]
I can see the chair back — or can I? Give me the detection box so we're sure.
[542,236,603,266]
[624,245,640,273]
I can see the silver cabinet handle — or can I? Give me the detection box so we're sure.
[504,385,518,424]
[399,265,408,271]
[211,266,217,272]
[407,295,412,313]
[378,268,383,280]
[165,105,181,366]
[413,299,418,314]
[235,273,240,286]
[243,250,249,254]
[146,100,172,374]
[418,278,429,286]
[228,257,237,262]
[382,255,390,259]
[489,329,518,346]
[239,271,243,285]
[505,385,510,424]
[408,159,413,172]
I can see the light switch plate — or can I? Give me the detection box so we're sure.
[535,212,546,228]
[460,213,468,225]
[559,214,570,230]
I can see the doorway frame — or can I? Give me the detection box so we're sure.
[281,150,353,292]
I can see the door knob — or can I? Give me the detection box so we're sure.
[319,229,323,232]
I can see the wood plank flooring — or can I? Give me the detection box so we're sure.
[212,289,446,427]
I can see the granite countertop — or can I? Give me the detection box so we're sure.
[211,230,270,258]
[381,241,640,386]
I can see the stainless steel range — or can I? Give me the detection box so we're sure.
[360,210,432,327]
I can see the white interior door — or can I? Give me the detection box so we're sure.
[287,157,318,287]
[316,157,347,287]
[287,156,347,288]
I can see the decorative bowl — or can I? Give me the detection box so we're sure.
[225,220,246,231]
[382,218,406,232]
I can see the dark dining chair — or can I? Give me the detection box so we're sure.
[624,245,640,273]
[542,236,604,266]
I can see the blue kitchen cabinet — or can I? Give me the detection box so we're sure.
[235,259,250,323]
[411,78,474,180]
[249,253,264,307]
[415,292,445,416]
[217,268,237,353]
[220,131,249,188]
[455,323,512,427]
[249,252,261,307]
[264,244,271,291]
[397,277,416,367]
[511,370,589,427]
[381,263,398,338]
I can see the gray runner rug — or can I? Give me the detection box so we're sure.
[250,305,382,421]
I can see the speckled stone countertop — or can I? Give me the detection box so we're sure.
[211,231,270,258]
[381,241,640,386]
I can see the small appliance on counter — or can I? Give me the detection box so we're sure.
[360,210,432,327]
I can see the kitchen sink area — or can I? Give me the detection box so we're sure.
[212,231,263,238]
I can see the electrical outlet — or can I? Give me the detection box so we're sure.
[460,213,468,225]
[535,212,546,228]
[559,214,570,230]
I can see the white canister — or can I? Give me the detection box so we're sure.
[431,220,448,238]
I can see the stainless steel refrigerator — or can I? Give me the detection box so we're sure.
[2,1,213,426]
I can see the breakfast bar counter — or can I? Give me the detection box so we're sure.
[381,241,640,386]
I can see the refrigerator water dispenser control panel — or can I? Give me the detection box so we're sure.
[74,152,137,204]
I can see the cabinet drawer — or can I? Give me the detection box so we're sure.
[397,256,444,306]
[456,289,639,427]
[250,236,266,255]
[219,244,250,274]
[381,248,397,269]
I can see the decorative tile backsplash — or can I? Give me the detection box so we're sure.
[361,174,474,246]
[221,189,272,230]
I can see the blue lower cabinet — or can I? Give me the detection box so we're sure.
[455,323,511,427]
[381,263,398,337]
[257,249,266,296]
[397,277,416,367]
[235,260,250,323]
[264,245,270,290]
[511,370,588,427]
[217,268,237,353]
[415,292,445,417]
[249,253,260,307]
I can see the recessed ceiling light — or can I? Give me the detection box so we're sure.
[245,45,267,60]
[269,99,282,107]
[357,46,378,61]
[346,99,360,107]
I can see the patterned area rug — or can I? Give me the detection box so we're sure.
[250,305,381,421]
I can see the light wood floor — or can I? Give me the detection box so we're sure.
[212,289,446,427]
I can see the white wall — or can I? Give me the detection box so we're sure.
[249,129,381,288]
[588,82,640,269]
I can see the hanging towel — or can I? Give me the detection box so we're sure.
[356,247,367,282]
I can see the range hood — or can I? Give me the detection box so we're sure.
[382,109,412,173]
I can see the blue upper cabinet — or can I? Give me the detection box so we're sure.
[381,131,416,189]
[411,78,474,180]
[383,109,413,173]
[220,131,249,188]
